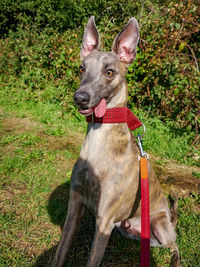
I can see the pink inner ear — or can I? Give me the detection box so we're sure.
[112,18,139,64]
[82,44,95,58]
[81,34,98,58]
[118,46,134,63]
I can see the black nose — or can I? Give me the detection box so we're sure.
[74,91,90,106]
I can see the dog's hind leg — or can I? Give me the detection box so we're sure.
[171,195,179,228]
[52,191,85,267]
[170,245,181,267]
[150,211,181,267]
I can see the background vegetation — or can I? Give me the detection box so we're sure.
[0,0,200,266]
[0,0,199,130]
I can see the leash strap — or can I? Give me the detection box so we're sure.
[86,107,142,131]
[140,157,150,267]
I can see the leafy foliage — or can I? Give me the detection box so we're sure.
[0,0,199,135]
[0,0,140,36]
[127,1,200,132]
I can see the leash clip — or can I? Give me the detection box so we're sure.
[138,124,149,160]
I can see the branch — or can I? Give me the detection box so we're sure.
[186,43,199,73]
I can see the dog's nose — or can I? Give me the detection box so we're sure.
[74,91,90,106]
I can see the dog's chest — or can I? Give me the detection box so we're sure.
[77,123,138,213]
[81,123,114,163]
[80,122,135,178]
[77,124,121,211]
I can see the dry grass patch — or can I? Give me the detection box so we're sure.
[151,155,200,196]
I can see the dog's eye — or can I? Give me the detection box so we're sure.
[79,65,85,73]
[105,69,114,78]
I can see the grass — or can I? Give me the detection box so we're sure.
[132,109,199,166]
[0,94,200,266]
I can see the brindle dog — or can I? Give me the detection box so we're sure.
[53,16,180,267]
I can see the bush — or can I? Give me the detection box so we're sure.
[0,0,140,36]
[0,0,199,133]
[126,1,200,131]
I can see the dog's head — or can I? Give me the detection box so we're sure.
[74,16,139,117]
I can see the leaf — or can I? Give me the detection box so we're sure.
[175,23,181,30]
[179,42,187,51]
[173,88,179,95]
[142,76,148,83]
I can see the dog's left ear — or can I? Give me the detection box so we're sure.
[80,16,100,59]
[112,18,139,64]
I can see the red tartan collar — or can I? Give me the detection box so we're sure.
[86,107,142,131]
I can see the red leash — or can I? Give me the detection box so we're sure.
[140,157,150,267]
[86,107,150,267]
[137,129,150,267]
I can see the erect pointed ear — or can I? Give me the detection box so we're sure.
[112,18,139,64]
[80,16,100,59]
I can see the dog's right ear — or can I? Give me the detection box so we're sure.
[80,16,100,60]
[112,18,139,64]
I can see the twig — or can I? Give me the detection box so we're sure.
[139,10,153,27]
[195,113,199,134]
[186,43,199,73]
[102,16,115,50]
[139,0,145,20]
[103,16,114,36]
[170,52,200,62]
[185,134,200,159]
[140,38,148,45]
[174,23,184,48]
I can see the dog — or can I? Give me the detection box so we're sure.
[53,16,180,267]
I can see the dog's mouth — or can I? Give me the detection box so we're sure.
[78,98,107,118]
[78,106,93,116]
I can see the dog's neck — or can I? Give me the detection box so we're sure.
[83,81,131,168]
[106,81,128,109]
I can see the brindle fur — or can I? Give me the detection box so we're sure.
[53,16,180,267]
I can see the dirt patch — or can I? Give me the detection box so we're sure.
[1,115,199,197]
[151,156,200,196]
[0,186,26,201]
[38,134,81,153]
[2,117,42,135]
[0,116,84,154]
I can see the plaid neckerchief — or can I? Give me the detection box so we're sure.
[86,107,142,131]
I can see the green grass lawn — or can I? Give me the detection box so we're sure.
[0,97,200,266]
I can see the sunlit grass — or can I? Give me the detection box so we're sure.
[0,96,199,266]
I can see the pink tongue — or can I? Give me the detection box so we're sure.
[94,98,107,118]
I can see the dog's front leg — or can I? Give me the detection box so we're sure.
[86,217,114,267]
[53,191,85,267]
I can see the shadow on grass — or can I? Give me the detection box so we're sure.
[33,182,157,267]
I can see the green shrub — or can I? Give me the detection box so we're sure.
[0,0,140,36]
[126,1,200,131]
[0,0,199,133]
